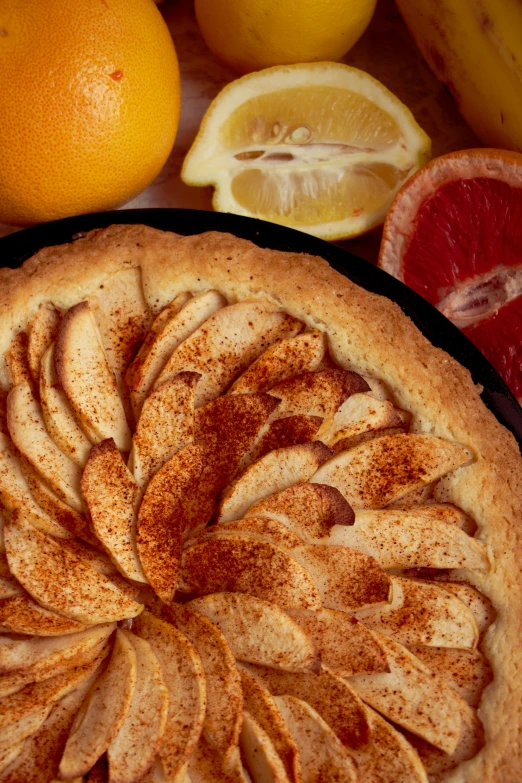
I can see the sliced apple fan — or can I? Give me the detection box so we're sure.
[0,269,489,782]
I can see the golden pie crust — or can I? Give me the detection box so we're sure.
[0,222,521,782]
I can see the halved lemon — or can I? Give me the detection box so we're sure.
[182,63,431,240]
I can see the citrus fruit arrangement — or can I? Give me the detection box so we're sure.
[379,149,522,403]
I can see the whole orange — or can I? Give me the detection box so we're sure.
[0,0,180,225]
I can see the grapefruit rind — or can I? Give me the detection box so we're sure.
[379,148,522,403]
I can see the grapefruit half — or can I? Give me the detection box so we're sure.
[379,149,522,403]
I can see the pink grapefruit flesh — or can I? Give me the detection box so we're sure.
[379,150,522,402]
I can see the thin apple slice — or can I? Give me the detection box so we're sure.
[156,300,303,407]
[310,434,473,509]
[408,646,492,707]
[7,382,83,511]
[229,331,326,395]
[131,371,199,488]
[410,503,477,535]
[0,576,26,603]
[0,433,73,540]
[66,547,139,602]
[88,267,152,397]
[0,624,113,676]
[0,594,88,636]
[239,666,301,783]
[245,664,370,750]
[190,393,281,534]
[82,439,147,583]
[88,268,151,430]
[327,508,488,570]
[0,659,99,783]
[134,759,185,783]
[245,483,354,540]
[16,528,137,606]
[246,414,324,466]
[156,393,279,546]
[216,442,333,524]
[39,343,92,467]
[58,537,126,578]
[216,517,305,550]
[179,534,321,611]
[5,514,143,624]
[348,634,464,754]
[0,624,113,699]
[189,735,249,783]
[134,611,206,781]
[0,703,50,749]
[137,444,204,602]
[195,393,282,477]
[158,602,243,764]
[221,747,250,783]
[6,332,32,388]
[27,305,61,386]
[323,392,404,438]
[0,653,105,745]
[434,581,495,635]
[60,629,137,779]
[291,545,391,612]
[0,577,23,599]
[0,741,24,775]
[188,593,319,673]
[353,576,479,648]
[133,291,192,364]
[55,302,131,451]
[273,695,358,782]
[286,609,389,677]
[126,290,225,415]
[267,369,369,424]
[321,394,409,450]
[351,705,428,783]
[338,420,410,450]
[20,455,95,544]
[240,710,291,783]
[100,574,142,604]
[362,376,394,400]
[238,414,324,470]
[403,700,484,780]
[0,634,109,700]
[392,484,439,507]
[107,632,169,783]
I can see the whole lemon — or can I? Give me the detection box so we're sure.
[0,0,180,225]
[195,0,377,74]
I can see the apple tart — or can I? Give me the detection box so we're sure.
[0,223,520,783]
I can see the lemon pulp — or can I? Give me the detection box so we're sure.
[182,64,431,239]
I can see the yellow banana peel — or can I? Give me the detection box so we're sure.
[396,0,522,152]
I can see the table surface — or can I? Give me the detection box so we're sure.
[0,0,480,262]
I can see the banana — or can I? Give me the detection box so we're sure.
[396,0,522,152]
